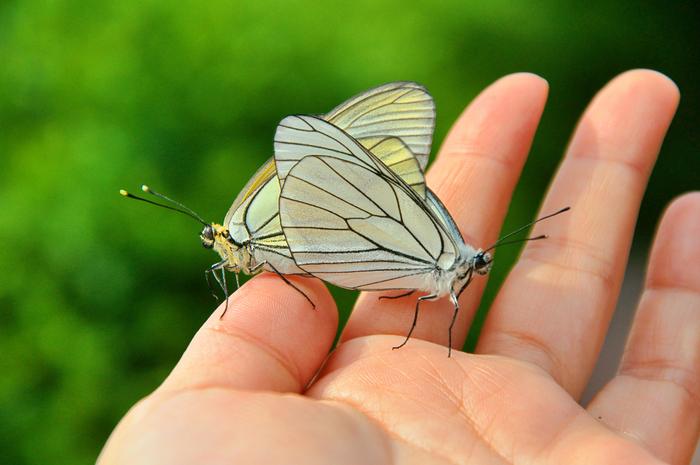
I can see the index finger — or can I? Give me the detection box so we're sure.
[160,273,337,393]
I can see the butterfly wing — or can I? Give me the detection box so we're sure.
[225,81,434,231]
[325,81,435,170]
[275,115,458,291]
[223,82,434,275]
[224,158,276,231]
[356,136,425,198]
[224,132,426,247]
[222,140,426,277]
[222,160,305,274]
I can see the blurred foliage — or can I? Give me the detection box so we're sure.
[0,1,697,463]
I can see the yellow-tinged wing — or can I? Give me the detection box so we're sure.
[227,133,427,243]
[356,136,426,198]
[225,81,434,231]
[325,81,435,170]
[224,158,276,229]
[224,159,305,275]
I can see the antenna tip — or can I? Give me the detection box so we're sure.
[119,189,129,196]
[141,184,151,193]
[561,206,571,212]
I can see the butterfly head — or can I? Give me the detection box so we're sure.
[203,223,248,271]
[199,223,240,249]
[450,249,492,296]
[200,224,216,249]
[202,223,237,251]
[472,250,493,276]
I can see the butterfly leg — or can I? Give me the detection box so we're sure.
[447,269,474,356]
[447,292,461,358]
[205,269,219,301]
[456,268,475,299]
[264,262,316,309]
[378,290,415,301]
[248,260,267,274]
[392,293,439,351]
[218,267,230,318]
[205,259,227,301]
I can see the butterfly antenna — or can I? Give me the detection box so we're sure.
[120,186,208,226]
[485,234,548,251]
[484,207,570,253]
[141,185,207,224]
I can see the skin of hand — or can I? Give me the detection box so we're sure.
[98,70,699,465]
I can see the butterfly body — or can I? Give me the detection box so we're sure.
[200,223,261,275]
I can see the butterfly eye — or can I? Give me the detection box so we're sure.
[200,225,215,249]
[473,252,492,275]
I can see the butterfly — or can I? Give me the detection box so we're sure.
[122,82,436,313]
[273,115,568,355]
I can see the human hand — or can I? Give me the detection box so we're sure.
[99,70,699,465]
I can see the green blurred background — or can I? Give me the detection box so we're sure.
[0,1,698,463]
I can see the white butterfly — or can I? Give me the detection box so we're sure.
[122,82,436,312]
[274,115,567,354]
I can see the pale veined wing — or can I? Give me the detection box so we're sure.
[357,136,426,198]
[223,135,426,277]
[274,114,472,292]
[221,82,435,278]
[324,81,435,170]
[223,160,304,274]
[224,80,434,234]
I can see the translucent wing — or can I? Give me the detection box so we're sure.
[222,82,434,275]
[275,115,387,184]
[224,158,276,230]
[275,115,458,291]
[357,136,425,198]
[225,133,425,244]
[325,81,435,170]
[225,81,434,230]
[223,160,304,274]
[223,137,425,276]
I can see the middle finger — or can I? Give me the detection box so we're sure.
[342,73,549,349]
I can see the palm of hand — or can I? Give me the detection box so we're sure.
[305,339,613,465]
[100,71,699,465]
[102,338,669,464]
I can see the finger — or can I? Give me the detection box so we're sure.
[342,73,549,349]
[478,69,681,396]
[588,193,700,465]
[160,273,337,393]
